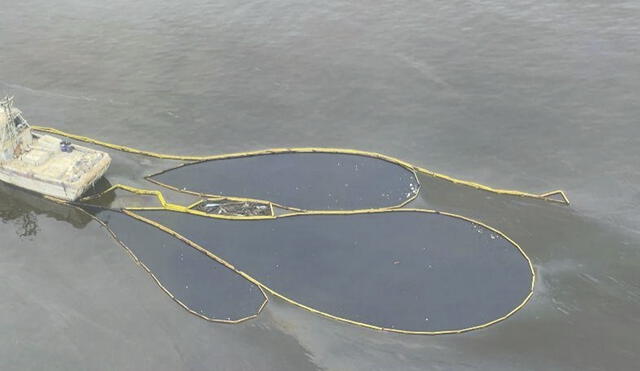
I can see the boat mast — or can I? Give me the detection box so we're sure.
[1,96,18,160]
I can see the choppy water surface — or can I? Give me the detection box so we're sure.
[1,1,639,370]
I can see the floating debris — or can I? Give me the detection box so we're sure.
[192,198,272,217]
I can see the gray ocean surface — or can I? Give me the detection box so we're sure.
[1,1,639,370]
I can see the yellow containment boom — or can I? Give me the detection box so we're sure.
[31,125,569,206]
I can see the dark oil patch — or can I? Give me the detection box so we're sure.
[148,152,419,210]
[79,205,267,322]
[132,209,532,333]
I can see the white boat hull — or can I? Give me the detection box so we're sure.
[0,134,111,201]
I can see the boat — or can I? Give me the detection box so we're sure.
[0,97,111,201]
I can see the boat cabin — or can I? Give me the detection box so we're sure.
[1,97,33,162]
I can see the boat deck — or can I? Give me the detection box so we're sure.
[0,134,111,200]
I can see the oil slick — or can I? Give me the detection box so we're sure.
[78,205,268,323]
[147,152,420,211]
[76,197,533,334]
[0,123,563,334]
